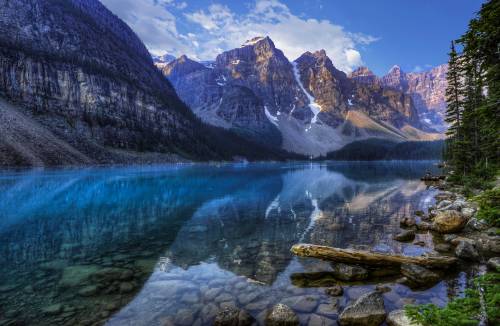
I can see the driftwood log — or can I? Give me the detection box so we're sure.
[291,244,457,269]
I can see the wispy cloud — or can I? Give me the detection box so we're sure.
[100,0,378,72]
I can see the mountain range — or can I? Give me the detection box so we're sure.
[0,0,296,167]
[0,0,447,166]
[159,36,447,157]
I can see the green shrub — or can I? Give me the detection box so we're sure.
[405,273,500,326]
[474,188,500,226]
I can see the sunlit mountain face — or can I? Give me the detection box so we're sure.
[0,162,475,325]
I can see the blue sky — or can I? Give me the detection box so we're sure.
[100,0,484,75]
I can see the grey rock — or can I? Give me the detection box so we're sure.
[214,306,255,326]
[386,309,422,326]
[42,304,63,316]
[400,264,440,287]
[78,285,99,297]
[316,303,338,318]
[443,234,458,242]
[308,313,337,326]
[393,230,415,242]
[465,218,489,231]
[400,217,417,228]
[455,241,480,261]
[284,295,320,313]
[487,257,500,271]
[416,222,433,231]
[434,243,452,252]
[325,285,343,296]
[461,207,476,219]
[437,200,452,209]
[266,303,299,326]
[339,291,386,326]
[175,308,196,326]
[332,263,368,281]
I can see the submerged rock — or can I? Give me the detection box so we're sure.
[455,241,480,261]
[400,264,440,287]
[433,210,467,233]
[42,304,63,316]
[214,306,255,326]
[308,313,337,326]
[339,291,386,326]
[78,285,99,297]
[433,243,452,252]
[400,217,416,228]
[332,263,368,281]
[266,304,299,326]
[393,230,415,242]
[325,285,343,296]
[386,309,422,326]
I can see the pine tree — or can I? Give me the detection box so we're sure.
[444,0,499,185]
[445,41,463,141]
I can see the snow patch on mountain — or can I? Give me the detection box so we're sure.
[264,106,279,127]
[292,62,322,125]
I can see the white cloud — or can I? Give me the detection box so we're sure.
[100,0,377,72]
[184,0,377,72]
[100,0,195,55]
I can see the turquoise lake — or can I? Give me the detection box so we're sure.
[0,162,477,325]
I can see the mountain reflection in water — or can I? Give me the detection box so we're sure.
[0,162,472,326]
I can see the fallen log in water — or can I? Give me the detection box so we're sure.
[291,244,457,269]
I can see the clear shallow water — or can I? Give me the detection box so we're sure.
[0,162,476,325]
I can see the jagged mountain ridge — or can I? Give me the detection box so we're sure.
[0,0,294,166]
[352,64,448,132]
[160,36,443,156]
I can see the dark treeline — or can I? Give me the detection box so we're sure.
[324,138,444,161]
[444,0,499,187]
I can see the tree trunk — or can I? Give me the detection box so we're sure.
[291,244,457,269]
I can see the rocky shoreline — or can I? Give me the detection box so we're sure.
[220,177,499,326]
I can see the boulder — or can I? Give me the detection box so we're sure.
[436,200,452,210]
[308,314,337,326]
[325,285,343,296]
[435,192,455,202]
[400,217,416,228]
[266,304,299,326]
[400,264,440,287]
[455,241,480,261]
[461,207,476,219]
[214,306,255,326]
[443,234,458,242]
[339,291,386,326]
[332,263,368,281]
[433,210,468,233]
[487,257,500,271]
[393,230,415,242]
[416,222,433,231]
[434,243,452,252]
[386,309,422,326]
[449,200,466,211]
[464,218,489,232]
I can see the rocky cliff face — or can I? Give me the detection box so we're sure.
[161,37,439,156]
[379,65,448,131]
[0,0,284,166]
[406,64,448,131]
